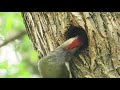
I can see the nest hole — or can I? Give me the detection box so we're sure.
[64,25,88,52]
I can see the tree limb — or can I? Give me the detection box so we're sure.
[0,30,26,48]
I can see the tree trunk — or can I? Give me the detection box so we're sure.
[22,12,120,78]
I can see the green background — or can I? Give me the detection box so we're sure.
[0,12,40,78]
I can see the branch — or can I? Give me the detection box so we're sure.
[0,30,27,48]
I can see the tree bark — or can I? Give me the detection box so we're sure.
[22,12,120,78]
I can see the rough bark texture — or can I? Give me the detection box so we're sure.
[22,12,120,78]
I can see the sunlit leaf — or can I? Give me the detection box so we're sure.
[31,51,38,62]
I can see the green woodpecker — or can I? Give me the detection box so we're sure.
[38,36,84,78]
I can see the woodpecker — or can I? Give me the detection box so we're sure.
[38,36,84,78]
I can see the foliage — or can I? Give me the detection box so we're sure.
[0,12,39,78]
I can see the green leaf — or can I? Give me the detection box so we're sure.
[31,51,38,62]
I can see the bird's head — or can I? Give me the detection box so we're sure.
[57,36,84,54]
[65,36,84,53]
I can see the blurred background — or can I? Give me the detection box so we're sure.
[0,12,40,78]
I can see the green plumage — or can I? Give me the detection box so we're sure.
[39,56,69,78]
[38,36,83,78]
